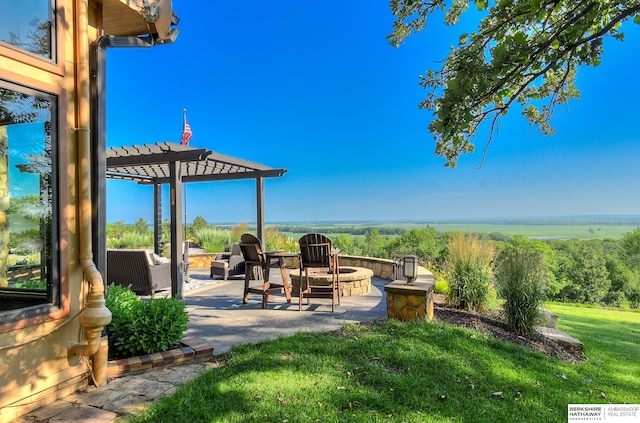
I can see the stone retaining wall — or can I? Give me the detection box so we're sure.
[187,253,216,269]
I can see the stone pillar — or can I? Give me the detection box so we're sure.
[384,279,435,322]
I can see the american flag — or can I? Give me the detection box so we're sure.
[180,118,193,145]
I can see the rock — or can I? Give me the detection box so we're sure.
[537,326,584,354]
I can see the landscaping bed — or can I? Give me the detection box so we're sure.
[432,293,583,363]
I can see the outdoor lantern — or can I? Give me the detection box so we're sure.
[403,254,418,284]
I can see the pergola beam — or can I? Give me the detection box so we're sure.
[106,148,209,166]
[134,169,287,185]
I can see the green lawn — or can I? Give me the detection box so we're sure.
[544,302,640,402]
[130,305,639,423]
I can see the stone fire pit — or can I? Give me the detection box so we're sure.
[289,266,374,297]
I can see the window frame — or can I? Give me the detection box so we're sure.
[0,78,63,329]
[0,0,67,333]
[0,0,64,77]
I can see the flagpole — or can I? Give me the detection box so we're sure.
[182,109,187,240]
[182,109,189,280]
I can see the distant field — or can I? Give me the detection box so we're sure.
[425,223,636,239]
[271,217,640,240]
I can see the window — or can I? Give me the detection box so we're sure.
[0,81,59,322]
[0,1,55,61]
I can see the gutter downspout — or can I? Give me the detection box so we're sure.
[69,0,112,386]
[69,1,178,385]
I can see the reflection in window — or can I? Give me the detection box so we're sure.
[0,84,57,317]
[0,1,54,59]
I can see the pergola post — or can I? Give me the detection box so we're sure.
[169,161,183,298]
[256,176,265,248]
[153,183,163,255]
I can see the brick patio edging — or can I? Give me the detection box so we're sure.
[107,337,214,378]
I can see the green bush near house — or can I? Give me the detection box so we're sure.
[105,284,189,358]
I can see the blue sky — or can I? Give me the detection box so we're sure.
[106,1,640,224]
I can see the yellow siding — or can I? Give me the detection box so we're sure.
[0,0,151,419]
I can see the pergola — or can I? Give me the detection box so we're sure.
[104,142,287,297]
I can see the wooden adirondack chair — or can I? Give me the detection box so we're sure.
[239,233,287,308]
[298,233,340,312]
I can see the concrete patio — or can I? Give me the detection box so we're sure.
[16,268,390,422]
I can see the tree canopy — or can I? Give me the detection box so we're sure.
[388,0,640,167]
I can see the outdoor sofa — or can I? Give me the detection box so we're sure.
[106,249,171,295]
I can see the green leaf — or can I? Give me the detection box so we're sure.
[634,15,640,25]
[530,0,541,12]
[476,0,488,11]
[513,32,527,45]
[493,44,506,65]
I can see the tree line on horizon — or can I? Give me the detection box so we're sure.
[106,216,640,309]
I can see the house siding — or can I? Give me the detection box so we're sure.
[0,2,159,420]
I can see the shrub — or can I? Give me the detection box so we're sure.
[446,232,494,312]
[434,276,449,294]
[105,284,189,358]
[495,248,547,335]
[195,228,230,252]
[333,234,356,255]
[266,227,298,252]
[229,222,250,243]
[384,227,439,264]
[108,231,154,249]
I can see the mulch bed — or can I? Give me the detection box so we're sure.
[432,294,584,363]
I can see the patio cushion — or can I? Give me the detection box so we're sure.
[211,260,229,269]
[146,251,169,266]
